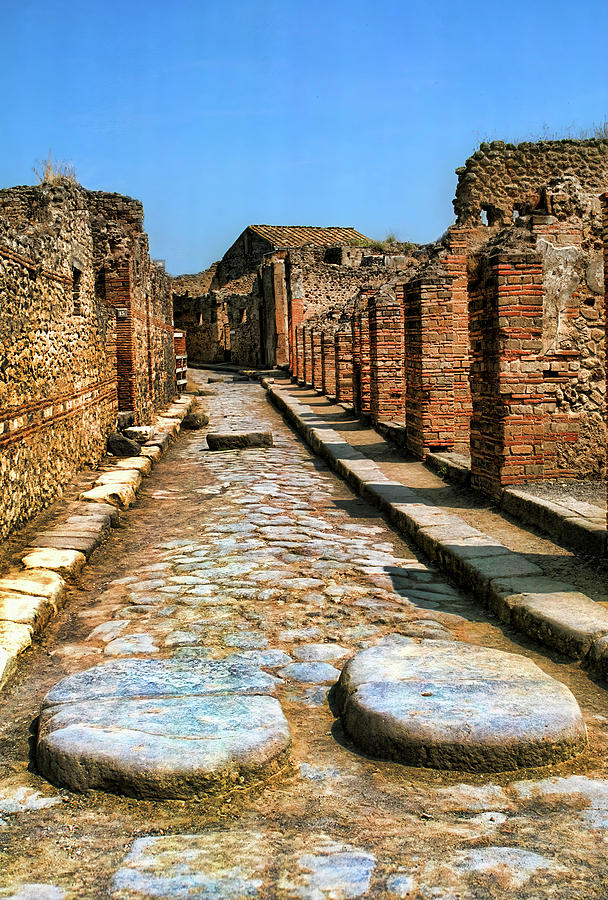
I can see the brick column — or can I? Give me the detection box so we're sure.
[352,316,362,414]
[322,330,336,397]
[104,261,136,413]
[311,329,324,392]
[369,285,405,423]
[335,326,353,404]
[445,227,475,452]
[359,309,371,416]
[404,272,455,457]
[469,249,546,498]
[303,327,313,387]
[295,325,305,383]
[288,292,303,377]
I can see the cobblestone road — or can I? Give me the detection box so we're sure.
[2,373,608,898]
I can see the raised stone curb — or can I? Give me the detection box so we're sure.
[263,380,608,677]
[0,396,196,691]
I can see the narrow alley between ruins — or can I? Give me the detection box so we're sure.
[2,371,608,899]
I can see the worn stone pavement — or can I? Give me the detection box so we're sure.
[2,372,608,897]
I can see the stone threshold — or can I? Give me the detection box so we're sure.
[262,377,608,684]
[0,395,196,691]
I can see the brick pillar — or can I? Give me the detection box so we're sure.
[404,272,455,457]
[289,295,304,376]
[335,326,353,403]
[311,329,324,392]
[359,309,371,416]
[446,227,474,452]
[104,261,136,413]
[352,316,362,414]
[295,325,305,383]
[601,193,608,528]
[303,327,313,386]
[369,285,405,423]
[469,249,546,498]
[322,330,337,397]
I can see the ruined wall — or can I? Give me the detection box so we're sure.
[455,139,608,227]
[88,192,175,423]
[0,182,117,538]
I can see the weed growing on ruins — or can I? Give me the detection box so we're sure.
[33,151,78,185]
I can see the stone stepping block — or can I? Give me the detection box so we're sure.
[21,547,87,579]
[36,657,291,798]
[206,431,274,450]
[334,638,587,772]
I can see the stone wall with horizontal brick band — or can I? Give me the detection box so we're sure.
[0,183,118,539]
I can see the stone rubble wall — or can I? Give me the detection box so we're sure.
[454,139,608,226]
[0,181,177,541]
[0,183,117,539]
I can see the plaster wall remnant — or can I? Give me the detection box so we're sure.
[0,181,177,540]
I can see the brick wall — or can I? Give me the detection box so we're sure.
[295,325,305,382]
[369,285,405,423]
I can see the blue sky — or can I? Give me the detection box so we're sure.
[2,0,607,273]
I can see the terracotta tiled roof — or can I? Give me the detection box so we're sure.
[248,225,369,249]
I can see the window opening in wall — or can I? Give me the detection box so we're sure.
[513,208,521,222]
[480,209,489,226]
[72,267,82,315]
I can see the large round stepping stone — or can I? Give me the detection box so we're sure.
[36,658,291,799]
[334,639,587,772]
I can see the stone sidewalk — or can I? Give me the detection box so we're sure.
[2,372,608,897]
[265,378,608,672]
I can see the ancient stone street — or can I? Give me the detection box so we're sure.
[2,373,608,898]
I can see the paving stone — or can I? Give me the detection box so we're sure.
[0,780,60,813]
[112,831,272,898]
[0,621,33,657]
[279,837,376,898]
[104,634,159,656]
[2,885,66,900]
[21,548,86,580]
[67,500,120,525]
[0,569,64,604]
[279,662,341,684]
[293,644,351,662]
[37,658,291,798]
[207,431,274,450]
[334,639,587,771]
